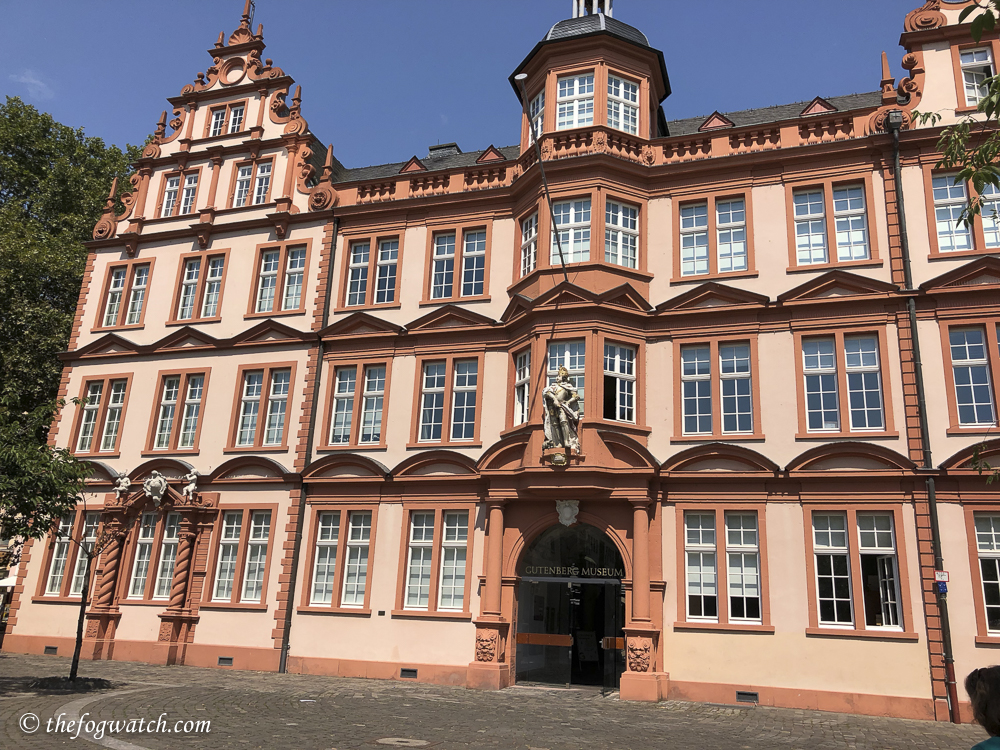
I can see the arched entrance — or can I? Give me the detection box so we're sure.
[514,523,625,691]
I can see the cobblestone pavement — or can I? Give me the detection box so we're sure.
[0,653,986,750]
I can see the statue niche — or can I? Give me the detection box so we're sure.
[542,365,580,465]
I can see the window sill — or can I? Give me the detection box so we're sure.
[140,449,200,458]
[508,262,654,295]
[31,596,85,604]
[199,602,269,612]
[72,451,121,459]
[119,599,173,607]
[332,303,402,314]
[165,317,222,327]
[671,434,765,443]
[317,443,387,453]
[929,248,1000,261]
[244,310,306,320]
[224,445,289,454]
[805,627,918,641]
[670,270,759,285]
[582,419,651,436]
[795,431,899,440]
[406,441,482,450]
[391,609,472,621]
[90,324,145,334]
[419,296,491,307]
[296,606,372,616]
[975,635,1000,646]
[673,621,774,634]
[946,426,999,436]
[786,259,883,273]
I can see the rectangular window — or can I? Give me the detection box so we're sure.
[44,516,74,595]
[341,511,372,607]
[346,241,370,306]
[529,90,544,142]
[461,230,486,297]
[716,199,747,273]
[233,366,293,448]
[605,200,638,269]
[173,253,225,322]
[520,212,538,277]
[603,343,635,423]
[962,47,994,106]
[240,510,271,603]
[228,104,245,133]
[405,512,435,608]
[803,338,840,431]
[451,360,478,441]
[813,513,853,626]
[253,244,308,314]
[329,366,356,445]
[551,199,591,264]
[207,102,245,137]
[253,161,272,205]
[70,375,133,454]
[213,511,243,601]
[833,186,870,261]
[231,160,271,207]
[685,512,718,620]
[101,263,150,328]
[161,176,180,217]
[439,511,469,610]
[360,365,386,444]
[76,382,104,453]
[153,513,181,600]
[419,362,446,442]
[681,345,711,435]
[152,372,206,451]
[556,73,594,130]
[680,203,709,276]
[857,513,901,628]
[100,380,127,452]
[431,233,455,299]
[976,513,1000,633]
[950,327,996,426]
[932,175,973,253]
[68,512,101,596]
[128,513,157,599]
[720,343,753,434]
[844,336,884,430]
[514,349,531,426]
[210,108,226,137]
[983,183,1000,249]
[343,238,399,307]
[310,511,340,605]
[179,173,198,215]
[547,341,585,416]
[607,74,639,135]
[793,189,828,265]
[725,512,761,622]
[233,165,253,207]
[375,239,399,304]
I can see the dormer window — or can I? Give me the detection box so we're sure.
[557,73,594,130]
[529,91,545,142]
[607,74,639,135]
[961,48,994,107]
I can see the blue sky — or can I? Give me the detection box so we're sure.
[1,1,921,169]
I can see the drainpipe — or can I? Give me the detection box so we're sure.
[278,215,339,673]
[886,110,960,723]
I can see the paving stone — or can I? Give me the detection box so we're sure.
[0,653,988,749]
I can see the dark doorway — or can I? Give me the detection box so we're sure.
[514,523,626,692]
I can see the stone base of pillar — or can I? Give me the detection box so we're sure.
[155,611,199,666]
[620,671,669,701]
[83,610,121,661]
[466,661,513,690]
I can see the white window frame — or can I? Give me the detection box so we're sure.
[340,511,372,607]
[153,512,181,600]
[179,173,198,215]
[832,185,870,261]
[547,341,585,416]
[233,165,253,207]
[603,343,635,423]
[556,73,594,130]
[177,257,201,320]
[857,513,902,629]
[103,268,126,327]
[716,199,748,273]
[844,335,885,431]
[725,512,761,623]
[529,90,544,142]
[803,338,840,432]
[68,512,101,597]
[950,326,997,427]
[76,382,104,453]
[975,513,1000,634]
[932,174,973,253]
[605,200,638,269]
[450,360,478,441]
[252,161,272,205]
[961,47,994,107]
[684,512,718,621]
[680,345,712,435]
[44,516,74,595]
[329,366,357,445]
[551,199,591,264]
[793,188,829,265]
[375,239,399,304]
[228,103,245,133]
[178,375,204,449]
[124,265,149,326]
[720,343,753,435]
[520,212,538,277]
[310,511,340,605]
[346,241,370,306]
[607,73,639,135]
[201,256,224,318]
[813,512,854,627]
[212,511,243,601]
[359,365,386,444]
[254,249,280,313]
[405,512,435,609]
[210,108,226,137]
[127,513,157,599]
[160,175,180,217]
[240,510,271,603]
[431,233,456,299]
[263,370,290,446]
[419,362,447,442]
[154,376,180,450]
[236,372,264,446]
[281,246,306,311]
[680,203,709,276]
[461,230,487,297]
[99,380,127,452]
[514,350,531,426]
[438,511,469,611]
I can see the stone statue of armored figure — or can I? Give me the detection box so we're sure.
[542,365,581,456]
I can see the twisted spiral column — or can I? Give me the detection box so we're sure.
[95,531,125,607]
[168,529,196,610]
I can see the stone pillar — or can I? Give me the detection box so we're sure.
[620,496,667,702]
[84,510,126,661]
[468,497,511,690]
[630,498,651,623]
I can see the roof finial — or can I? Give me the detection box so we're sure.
[881,51,892,82]
[321,144,334,181]
[241,0,252,27]
[572,0,612,18]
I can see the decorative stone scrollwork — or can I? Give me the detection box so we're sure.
[593,130,608,153]
[903,0,946,33]
[283,85,308,135]
[91,174,140,241]
[626,637,651,673]
[85,620,100,639]
[641,144,656,166]
[157,622,174,642]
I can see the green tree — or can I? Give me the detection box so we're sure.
[0,96,141,414]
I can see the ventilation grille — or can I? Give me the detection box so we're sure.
[43,646,58,656]
[217,656,234,667]
[400,668,418,679]
[736,690,759,704]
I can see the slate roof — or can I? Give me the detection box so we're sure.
[545,15,650,47]
[331,92,886,184]
[663,92,884,137]
[335,145,521,185]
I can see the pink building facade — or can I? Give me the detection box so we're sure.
[5,0,1000,722]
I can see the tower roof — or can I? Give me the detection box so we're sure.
[544,14,649,47]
